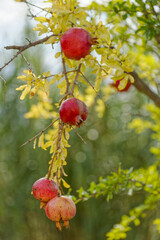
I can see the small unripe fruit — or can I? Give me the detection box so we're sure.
[60,28,93,60]
[59,98,88,126]
[45,196,76,230]
[32,177,58,202]
[111,78,131,92]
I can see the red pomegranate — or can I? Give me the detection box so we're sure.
[45,196,76,230]
[32,177,58,202]
[60,28,93,60]
[111,78,131,92]
[59,98,88,126]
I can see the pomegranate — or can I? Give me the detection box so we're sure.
[59,97,88,126]
[111,78,131,92]
[45,196,76,230]
[32,177,58,202]
[60,28,94,60]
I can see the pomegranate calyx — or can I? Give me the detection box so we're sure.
[56,221,62,231]
[63,220,70,229]
[89,37,98,45]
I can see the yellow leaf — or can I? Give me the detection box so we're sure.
[117,40,122,55]
[106,30,111,45]
[20,85,31,100]
[45,36,56,44]
[29,86,37,98]
[55,52,61,59]
[17,75,28,81]
[42,71,51,77]
[128,74,134,83]
[34,17,48,23]
[62,179,70,188]
[118,75,129,90]
[33,138,37,149]
[38,133,46,150]
[16,85,27,91]
[44,79,50,96]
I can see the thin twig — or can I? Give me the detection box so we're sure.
[0,34,57,72]
[70,63,82,95]
[59,93,70,106]
[25,1,50,13]
[20,117,59,148]
[72,127,87,144]
[62,57,70,94]
[20,53,34,73]
[80,71,104,100]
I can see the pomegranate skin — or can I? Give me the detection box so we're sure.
[32,177,58,202]
[60,28,92,60]
[59,98,88,126]
[111,78,131,92]
[45,196,76,229]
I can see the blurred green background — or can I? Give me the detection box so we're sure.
[0,10,158,240]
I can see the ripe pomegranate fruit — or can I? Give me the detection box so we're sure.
[45,196,76,230]
[111,78,131,92]
[59,97,88,126]
[60,28,95,60]
[32,177,58,202]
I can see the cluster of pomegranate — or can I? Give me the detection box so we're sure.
[32,28,132,230]
[60,27,131,93]
[32,178,76,230]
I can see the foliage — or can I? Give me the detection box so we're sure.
[1,0,160,239]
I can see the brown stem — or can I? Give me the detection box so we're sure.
[20,53,34,73]
[0,34,57,72]
[131,71,160,108]
[70,63,82,95]
[72,127,87,144]
[62,57,70,94]
[20,117,59,148]
[25,1,49,12]
[80,71,103,100]
[47,120,64,179]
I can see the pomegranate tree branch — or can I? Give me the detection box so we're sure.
[70,63,82,95]
[47,120,64,179]
[25,1,49,12]
[131,71,160,108]
[0,34,56,72]
[5,34,56,51]
[20,117,59,148]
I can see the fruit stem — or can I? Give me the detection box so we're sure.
[89,37,98,45]
[62,56,70,94]
[70,63,82,96]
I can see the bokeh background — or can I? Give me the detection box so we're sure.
[0,1,157,239]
